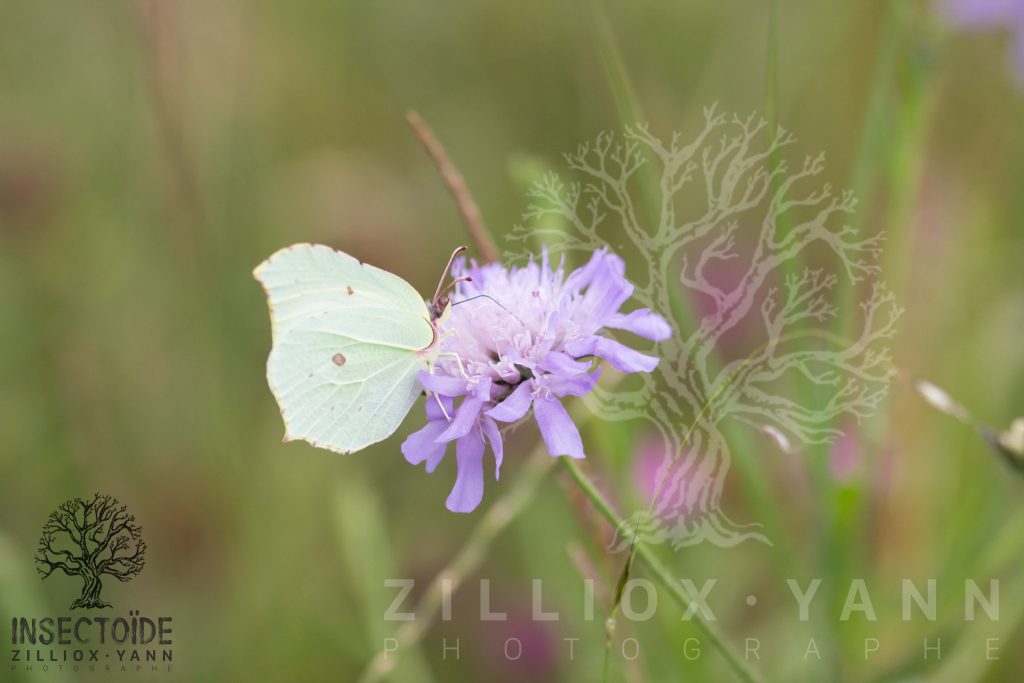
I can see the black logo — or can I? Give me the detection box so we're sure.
[34,494,147,610]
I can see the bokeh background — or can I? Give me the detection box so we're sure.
[1,0,1023,681]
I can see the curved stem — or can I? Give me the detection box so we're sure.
[405,111,499,263]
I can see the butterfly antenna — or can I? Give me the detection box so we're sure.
[439,276,472,298]
[433,246,468,304]
[452,293,525,325]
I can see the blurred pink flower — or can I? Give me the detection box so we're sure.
[829,429,861,483]
[942,0,1024,86]
[631,436,706,518]
[479,609,560,682]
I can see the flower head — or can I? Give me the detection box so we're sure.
[401,248,671,512]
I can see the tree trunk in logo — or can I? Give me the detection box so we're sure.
[71,569,110,610]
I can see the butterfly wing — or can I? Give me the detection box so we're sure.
[255,242,432,343]
[254,243,434,454]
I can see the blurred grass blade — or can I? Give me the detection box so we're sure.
[507,153,571,258]
[0,532,71,683]
[928,537,1024,683]
[334,472,433,683]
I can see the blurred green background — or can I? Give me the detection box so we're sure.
[1,0,1023,681]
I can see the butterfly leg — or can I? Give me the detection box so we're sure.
[430,392,453,422]
[425,352,469,423]
[434,351,470,380]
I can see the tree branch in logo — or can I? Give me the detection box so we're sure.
[507,106,902,547]
[35,493,147,609]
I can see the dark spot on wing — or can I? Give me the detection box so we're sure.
[346,286,354,295]
[332,352,346,367]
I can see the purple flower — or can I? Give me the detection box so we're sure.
[942,0,1024,86]
[401,249,671,512]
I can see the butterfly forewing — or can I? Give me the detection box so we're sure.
[255,243,432,343]
[254,244,435,454]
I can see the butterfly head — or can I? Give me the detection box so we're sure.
[429,245,471,322]
[428,298,453,323]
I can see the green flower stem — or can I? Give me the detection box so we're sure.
[560,457,767,683]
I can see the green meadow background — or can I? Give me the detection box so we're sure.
[1,1,1023,681]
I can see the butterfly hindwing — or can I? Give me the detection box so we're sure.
[268,313,426,453]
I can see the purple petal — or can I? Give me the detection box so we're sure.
[562,248,605,293]
[539,351,593,375]
[486,381,534,422]
[549,368,601,397]
[577,254,633,329]
[607,309,673,341]
[418,370,467,397]
[435,394,485,443]
[534,397,585,459]
[434,378,492,443]
[446,428,485,513]
[402,421,449,473]
[425,394,455,422]
[565,336,660,374]
[481,417,503,480]
[564,335,598,357]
